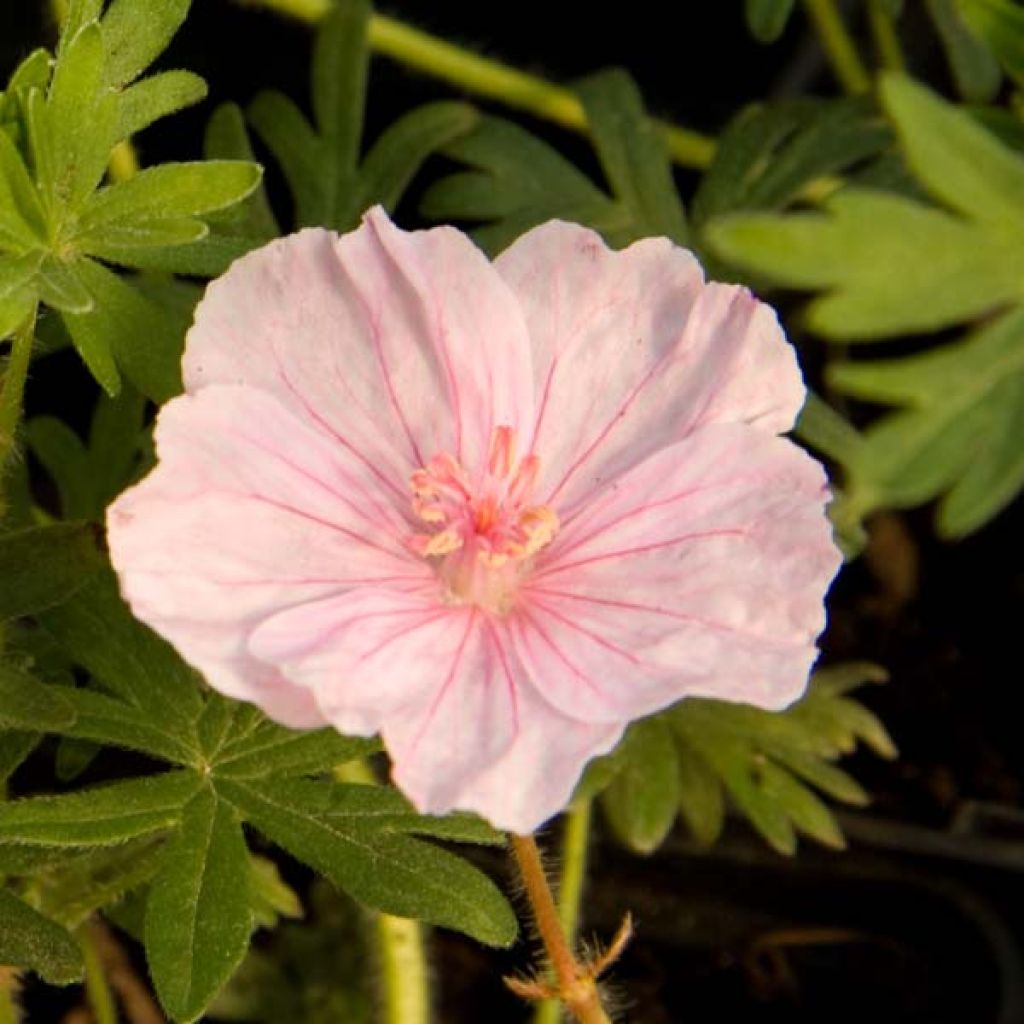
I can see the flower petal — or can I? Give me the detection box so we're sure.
[183,208,534,492]
[449,679,624,834]
[516,424,843,723]
[251,589,522,813]
[494,221,804,513]
[107,385,427,724]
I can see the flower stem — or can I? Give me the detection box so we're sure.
[801,0,871,94]
[375,913,430,1024]
[233,0,716,169]
[0,306,38,476]
[334,759,432,1024]
[866,0,905,71]
[510,834,612,1024]
[534,799,594,1024]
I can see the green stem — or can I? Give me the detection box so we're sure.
[334,760,431,1024]
[801,0,871,93]
[534,800,594,1024]
[0,306,38,475]
[80,925,118,1024]
[867,0,905,71]
[375,914,430,1024]
[235,0,715,168]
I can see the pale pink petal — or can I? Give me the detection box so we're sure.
[494,221,804,513]
[514,424,842,723]
[183,208,533,491]
[106,386,428,725]
[451,679,624,834]
[250,589,520,813]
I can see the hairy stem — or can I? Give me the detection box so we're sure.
[234,0,715,168]
[334,760,432,1024]
[510,834,612,1024]
[0,306,38,475]
[867,0,905,71]
[534,800,594,1024]
[801,0,871,93]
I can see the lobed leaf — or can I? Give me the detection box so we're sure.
[0,888,83,984]
[745,0,797,41]
[101,0,192,88]
[117,70,208,141]
[218,777,517,947]
[0,662,75,730]
[145,785,253,1024]
[600,718,680,854]
[0,522,101,622]
[0,771,200,847]
[38,568,204,739]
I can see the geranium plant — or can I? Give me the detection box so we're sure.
[2,0,1017,1021]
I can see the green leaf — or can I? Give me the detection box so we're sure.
[36,257,93,313]
[33,836,167,928]
[600,718,680,854]
[830,308,1024,537]
[928,0,1003,100]
[48,22,115,209]
[0,661,75,730]
[0,522,101,621]
[117,70,208,140]
[577,68,688,244]
[0,286,35,339]
[880,72,1024,222]
[146,785,253,1023]
[218,777,517,947]
[420,114,618,255]
[249,853,303,929]
[213,723,378,780]
[79,161,263,231]
[38,568,204,738]
[706,189,1018,338]
[674,742,725,847]
[250,6,476,233]
[0,771,200,846]
[692,98,889,224]
[59,0,103,52]
[958,0,1024,82]
[101,0,191,88]
[0,732,39,785]
[27,386,147,521]
[53,687,197,764]
[0,888,83,984]
[247,90,323,227]
[312,0,369,188]
[358,101,478,214]
[203,103,278,239]
[746,0,797,41]
[60,258,185,401]
[0,130,46,248]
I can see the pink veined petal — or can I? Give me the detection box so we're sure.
[449,677,624,834]
[106,386,429,724]
[494,221,804,513]
[250,589,520,814]
[514,423,843,724]
[182,207,534,493]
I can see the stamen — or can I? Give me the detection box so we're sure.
[405,426,560,612]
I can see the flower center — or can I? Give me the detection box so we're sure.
[407,427,559,613]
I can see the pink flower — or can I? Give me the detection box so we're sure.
[106,208,842,834]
